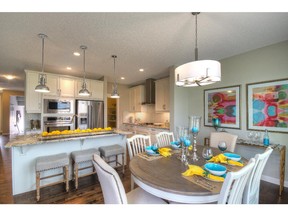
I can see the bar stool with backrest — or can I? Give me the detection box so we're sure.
[126,134,151,190]
[243,147,273,204]
[92,154,167,204]
[156,131,175,148]
[71,148,100,189]
[209,132,238,152]
[35,153,69,201]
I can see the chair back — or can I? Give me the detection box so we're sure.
[243,147,273,204]
[126,134,151,160]
[92,154,127,204]
[156,131,175,148]
[210,132,238,152]
[218,158,255,204]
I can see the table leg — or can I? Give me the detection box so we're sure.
[279,146,286,196]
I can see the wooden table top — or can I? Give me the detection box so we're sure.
[130,145,230,198]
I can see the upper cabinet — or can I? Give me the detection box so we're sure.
[75,79,104,100]
[155,77,170,112]
[129,85,145,112]
[25,70,42,113]
[44,75,75,97]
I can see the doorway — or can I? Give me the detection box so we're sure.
[9,96,25,135]
[107,97,117,128]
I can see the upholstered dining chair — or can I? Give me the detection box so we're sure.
[209,132,238,152]
[93,154,167,204]
[217,158,255,204]
[156,131,175,148]
[126,134,152,189]
[243,147,273,204]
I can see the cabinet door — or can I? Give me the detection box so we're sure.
[129,85,144,112]
[90,80,104,100]
[155,78,169,112]
[44,74,59,97]
[59,77,75,97]
[25,71,42,113]
[129,87,136,112]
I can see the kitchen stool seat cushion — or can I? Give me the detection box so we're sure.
[36,153,69,171]
[71,148,100,163]
[99,144,124,157]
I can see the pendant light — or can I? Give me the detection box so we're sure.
[175,12,221,87]
[78,45,90,96]
[35,33,50,93]
[111,55,120,98]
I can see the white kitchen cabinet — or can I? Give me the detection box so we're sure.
[44,75,75,97]
[129,85,145,112]
[75,79,104,100]
[155,77,170,112]
[25,70,42,113]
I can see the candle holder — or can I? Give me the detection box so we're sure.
[188,115,201,161]
[176,126,189,165]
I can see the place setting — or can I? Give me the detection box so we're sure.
[137,144,173,161]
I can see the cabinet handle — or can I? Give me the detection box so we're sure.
[163,104,166,110]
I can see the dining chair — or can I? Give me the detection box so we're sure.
[243,147,273,204]
[126,134,151,189]
[92,154,167,204]
[217,157,255,204]
[209,132,238,152]
[156,131,175,148]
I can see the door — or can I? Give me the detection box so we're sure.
[88,101,104,129]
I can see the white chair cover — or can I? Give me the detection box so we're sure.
[218,158,255,204]
[210,132,238,152]
[243,147,273,204]
[156,131,175,148]
[93,154,166,204]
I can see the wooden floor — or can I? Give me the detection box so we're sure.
[0,135,287,204]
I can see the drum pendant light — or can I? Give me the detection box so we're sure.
[175,12,221,87]
[111,55,120,98]
[78,45,90,96]
[35,33,50,93]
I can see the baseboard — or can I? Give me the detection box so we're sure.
[261,175,288,188]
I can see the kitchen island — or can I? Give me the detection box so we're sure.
[5,130,130,195]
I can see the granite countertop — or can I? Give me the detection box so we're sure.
[123,123,169,130]
[5,130,130,148]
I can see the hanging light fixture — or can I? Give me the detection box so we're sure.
[35,33,50,93]
[78,45,90,96]
[175,12,221,87]
[111,55,120,98]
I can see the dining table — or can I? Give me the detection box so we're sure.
[129,145,248,204]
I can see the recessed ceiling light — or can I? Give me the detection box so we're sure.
[139,69,144,72]
[121,77,125,80]
[66,67,72,70]
[4,75,14,80]
[73,52,80,56]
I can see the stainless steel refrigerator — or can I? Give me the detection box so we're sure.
[75,100,104,129]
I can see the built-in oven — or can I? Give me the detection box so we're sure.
[43,116,75,132]
[43,99,74,114]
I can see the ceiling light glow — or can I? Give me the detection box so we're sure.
[139,69,144,72]
[73,52,80,56]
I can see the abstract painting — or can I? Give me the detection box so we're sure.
[204,85,241,129]
[247,79,288,133]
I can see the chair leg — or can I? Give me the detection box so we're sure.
[74,162,78,189]
[122,153,125,175]
[131,174,135,190]
[36,171,40,201]
[65,165,69,192]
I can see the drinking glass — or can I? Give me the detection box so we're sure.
[247,131,254,144]
[202,146,213,162]
[218,141,227,153]
[254,132,261,144]
[176,126,189,165]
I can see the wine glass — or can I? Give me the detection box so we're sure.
[254,132,261,144]
[202,147,213,162]
[218,141,227,153]
[247,131,254,144]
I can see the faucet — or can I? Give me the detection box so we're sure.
[70,114,78,124]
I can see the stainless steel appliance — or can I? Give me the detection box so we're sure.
[43,116,75,132]
[76,100,104,130]
[43,99,74,114]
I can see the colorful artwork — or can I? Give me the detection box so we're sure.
[204,86,240,129]
[247,79,288,132]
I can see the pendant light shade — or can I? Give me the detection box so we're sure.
[175,12,221,87]
[111,55,120,98]
[35,33,50,93]
[79,45,90,96]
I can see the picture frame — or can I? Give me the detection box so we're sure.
[246,78,288,133]
[204,85,241,129]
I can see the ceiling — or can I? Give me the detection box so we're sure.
[0,12,288,91]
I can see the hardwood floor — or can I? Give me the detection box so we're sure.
[0,135,287,204]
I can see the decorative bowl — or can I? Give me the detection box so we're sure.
[224,153,241,161]
[145,146,159,155]
[204,163,227,176]
[170,141,181,149]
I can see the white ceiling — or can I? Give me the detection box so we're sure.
[0,12,288,91]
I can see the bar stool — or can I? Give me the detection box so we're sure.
[35,153,69,201]
[71,148,100,189]
[98,144,125,175]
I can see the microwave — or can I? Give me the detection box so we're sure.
[43,99,74,114]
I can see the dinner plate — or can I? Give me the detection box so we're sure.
[170,141,181,149]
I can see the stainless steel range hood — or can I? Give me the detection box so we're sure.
[142,78,155,104]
